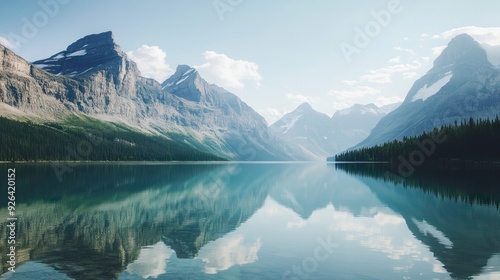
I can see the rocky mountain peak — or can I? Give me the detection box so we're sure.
[432,33,490,70]
[161,64,206,102]
[295,102,313,112]
[32,31,128,77]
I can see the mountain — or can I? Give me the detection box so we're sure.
[160,65,301,160]
[269,103,337,160]
[32,31,127,78]
[270,102,399,160]
[351,34,500,150]
[330,103,399,152]
[336,163,500,280]
[0,31,301,160]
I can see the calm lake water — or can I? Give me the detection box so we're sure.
[1,162,500,280]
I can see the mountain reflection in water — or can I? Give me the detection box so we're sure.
[0,162,499,280]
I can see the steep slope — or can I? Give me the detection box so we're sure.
[161,65,302,160]
[270,103,337,160]
[352,34,500,150]
[32,31,125,77]
[0,31,300,160]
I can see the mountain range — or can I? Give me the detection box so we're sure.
[270,102,399,160]
[0,31,302,161]
[2,31,500,161]
[351,34,500,151]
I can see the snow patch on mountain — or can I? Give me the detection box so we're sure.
[67,49,87,57]
[176,75,190,85]
[183,68,195,76]
[33,64,50,69]
[412,73,453,102]
[412,218,453,249]
[281,114,302,134]
[53,53,65,60]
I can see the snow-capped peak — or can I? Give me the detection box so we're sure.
[31,31,124,77]
[161,65,207,102]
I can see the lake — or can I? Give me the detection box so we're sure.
[1,162,500,280]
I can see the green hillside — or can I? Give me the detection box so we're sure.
[331,117,500,163]
[0,115,225,162]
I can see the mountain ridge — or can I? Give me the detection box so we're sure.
[350,33,500,151]
[0,31,305,161]
[270,102,399,160]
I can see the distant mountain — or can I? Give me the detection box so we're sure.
[351,34,500,150]
[270,102,399,160]
[330,103,399,152]
[269,103,337,160]
[0,31,302,161]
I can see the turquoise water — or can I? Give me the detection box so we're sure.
[1,163,499,280]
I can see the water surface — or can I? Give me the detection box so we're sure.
[1,163,499,279]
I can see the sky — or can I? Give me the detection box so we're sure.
[1,0,500,125]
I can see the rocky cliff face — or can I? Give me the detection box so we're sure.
[0,44,76,118]
[0,31,302,160]
[162,65,302,160]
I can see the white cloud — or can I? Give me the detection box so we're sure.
[360,70,392,84]
[195,51,262,89]
[0,36,16,49]
[286,93,318,104]
[388,56,401,64]
[402,72,418,79]
[359,61,423,84]
[420,33,430,39]
[393,46,416,56]
[127,45,173,82]
[126,241,174,278]
[432,45,446,56]
[342,80,358,86]
[260,107,284,125]
[441,26,500,45]
[328,86,380,99]
[375,96,404,107]
[374,213,405,225]
[328,86,381,111]
[197,235,262,274]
